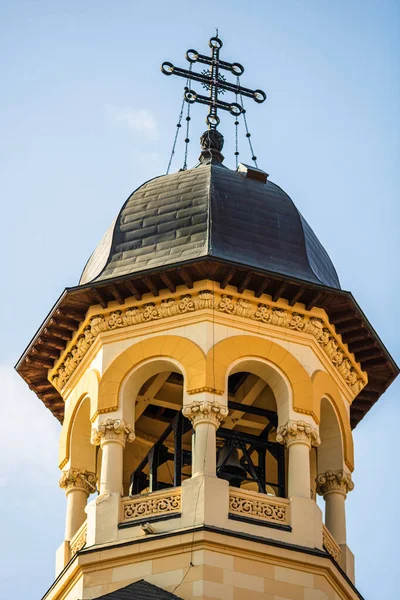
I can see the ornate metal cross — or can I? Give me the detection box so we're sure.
[161,35,266,129]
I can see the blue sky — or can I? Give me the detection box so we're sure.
[0,1,399,598]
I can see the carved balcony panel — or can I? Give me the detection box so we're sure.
[322,523,341,562]
[69,520,87,556]
[228,487,290,528]
[120,488,182,524]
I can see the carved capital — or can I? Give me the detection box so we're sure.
[182,400,228,428]
[276,420,320,448]
[91,418,135,446]
[316,470,354,496]
[59,469,97,494]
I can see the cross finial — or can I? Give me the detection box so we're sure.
[161,35,266,130]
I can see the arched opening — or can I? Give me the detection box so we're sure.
[215,360,288,498]
[122,363,191,496]
[316,396,344,514]
[70,396,96,475]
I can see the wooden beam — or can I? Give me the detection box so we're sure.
[91,288,107,309]
[125,280,142,300]
[135,372,172,420]
[143,275,159,296]
[44,327,71,341]
[337,321,363,335]
[255,277,269,298]
[330,310,355,325]
[38,336,64,351]
[40,391,61,400]
[32,346,59,360]
[30,381,54,392]
[55,308,84,322]
[238,272,253,294]
[361,357,388,368]
[160,272,176,293]
[178,268,193,289]
[110,284,125,305]
[272,282,287,303]
[342,331,368,344]
[49,317,78,331]
[356,349,383,362]
[224,375,268,430]
[306,292,325,311]
[289,287,304,307]
[25,356,54,369]
[348,340,376,353]
[221,267,236,289]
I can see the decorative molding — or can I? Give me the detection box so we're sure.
[322,523,341,562]
[182,399,229,428]
[51,289,366,395]
[187,386,224,395]
[276,420,321,448]
[59,469,97,494]
[120,488,181,522]
[228,488,290,526]
[316,470,354,496]
[90,406,118,423]
[91,418,135,447]
[69,521,87,556]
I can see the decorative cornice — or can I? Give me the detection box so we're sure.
[59,469,97,494]
[50,289,366,395]
[316,470,354,496]
[276,420,321,448]
[91,418,135,446]
[182,399,229,428]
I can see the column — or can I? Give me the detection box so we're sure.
[91,418,135,495]
[277,420,320,498]
[182,398,228,477]
[59,469,97,541]
[316,469,354,546]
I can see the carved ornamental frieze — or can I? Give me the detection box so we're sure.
[276,420,321,448]
[121,488,181,523]
[316,469,354,496]
[228,488,290,526]
[182,399,229,428]
[50,289,366,395]
[91,418,135,447]
[59,468,97,494]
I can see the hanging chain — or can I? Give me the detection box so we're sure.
[237,76,258,168]
[234,88,239,169]
[166,64,193,174]
[182,101,191,170]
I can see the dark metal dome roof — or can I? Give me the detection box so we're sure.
[80,162,340,289]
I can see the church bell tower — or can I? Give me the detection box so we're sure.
[17,35,398,600]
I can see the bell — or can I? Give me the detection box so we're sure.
[217,443,248,488]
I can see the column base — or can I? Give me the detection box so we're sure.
[340,543,355,582]
[86,492,120,546]
[55,540,70,576]
[290,496,323,549]
[181,475,229,528]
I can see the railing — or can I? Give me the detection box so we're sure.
[322,523,341,562]
[120,487,182,524]
[228,487,290,527]
[70,520,87,556]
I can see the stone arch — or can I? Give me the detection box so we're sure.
[59,369,100,468]
[312,370,354,471]
[206,335,313,424]
[69,395,96,473]
[96,335,206,419]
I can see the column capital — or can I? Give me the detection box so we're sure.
[316,469,354,496]
[182,399,228,428]
[91,418,135,447]
[276,419,320,448]
[59,468,97,495]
